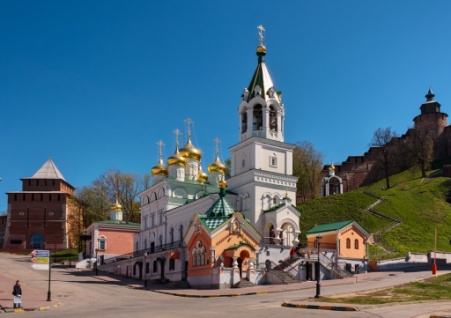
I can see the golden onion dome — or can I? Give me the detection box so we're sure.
[167,146,187,167]
[110,199,122,211]
[218,177,227,189]
[180,136,202,161]
[208,155,226,173]
[151,158,169,176]
[328,164,335,171]
[256,45,266,55]
[198,164,208,183]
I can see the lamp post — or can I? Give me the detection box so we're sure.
[315,235,322,298]
[95,248,99,276]
[144,252,148,287]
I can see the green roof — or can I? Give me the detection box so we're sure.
[198,215,230,232]
[205,190,235,217]
[306,220,354,235]
[97,220,140,226]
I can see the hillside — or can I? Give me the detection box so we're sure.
[297,169,451,260]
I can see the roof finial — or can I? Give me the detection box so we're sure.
[257,25,265,46]
[173,128,182,147]
[184,118,193,138]
[213,137,221,156]
[426,86,435,101]
[157,140,164,158]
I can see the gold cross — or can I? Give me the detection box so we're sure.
[213,137,221,155]
[184,118,193,136]
[173,128,182,145]
[257,25,265,46]
[157,140,164,157]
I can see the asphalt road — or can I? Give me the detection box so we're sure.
[1,253,451,318]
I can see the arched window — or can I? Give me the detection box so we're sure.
[346,238,351,249]
[179,225,183,243]
[241,110,247,133]
[159,234,163,247]
[192,241,206,266]
[253,105,262,130]
[269,105,277,131]
[99,236,107,250]
[170,227,174,245]
[29,233,44,249]
[153,260,158,273]
[354,239,359,249]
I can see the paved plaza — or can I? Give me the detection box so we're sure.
[2,253,451,317]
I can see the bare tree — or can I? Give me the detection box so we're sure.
[406,129,434,177]
[370,127,398,189]
[75,170,150,225]
[293,141,324,202]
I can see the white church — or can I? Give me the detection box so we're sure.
[100,27,301,288]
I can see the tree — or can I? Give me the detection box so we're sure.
[224,158,231,179]
[292,141,324,202]
[370,127,398,189]
[75,170,150,226]
[406,129,434,177]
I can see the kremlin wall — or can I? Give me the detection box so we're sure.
[323,88,451,192]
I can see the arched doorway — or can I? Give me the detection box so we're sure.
[29,233,44,249]
[134,262,143,280]
[157,257,165,280]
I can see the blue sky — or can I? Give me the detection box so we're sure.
[2,1,451,212]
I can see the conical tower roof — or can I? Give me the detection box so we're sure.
[244,26,280,104]
[31,158,66,180]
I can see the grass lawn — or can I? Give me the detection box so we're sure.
[317,273,451,305]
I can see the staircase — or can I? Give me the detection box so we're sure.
[233,279,256,288]
[318,253,353,279]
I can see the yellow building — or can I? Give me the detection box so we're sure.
[305,220,369,277]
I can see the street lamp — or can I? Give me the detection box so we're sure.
[144,252,148,287]
[95,248,99,276]
[315,235,322,298]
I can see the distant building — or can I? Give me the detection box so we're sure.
[321,164,343,197]
[85,198,140,267]
[305,220,369,277]
[324,88,451,192]
[3,158,78,251]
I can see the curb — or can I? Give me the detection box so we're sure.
[150,289,271,298]
[1,303,60,314]
[281,302,358,311]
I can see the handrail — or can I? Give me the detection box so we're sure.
[102,240,184,264]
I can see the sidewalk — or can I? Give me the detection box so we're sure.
[91,269,451,317]
[93,270,392,297]
[0,271,60,313]
[2,265,451,317]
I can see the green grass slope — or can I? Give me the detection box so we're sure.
[297,169,451,259]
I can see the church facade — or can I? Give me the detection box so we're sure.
[99,28,301,288]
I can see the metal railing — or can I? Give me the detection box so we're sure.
[103,241,184,264]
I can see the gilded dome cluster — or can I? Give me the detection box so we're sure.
[180,135,202,161]
[151,123,227,187]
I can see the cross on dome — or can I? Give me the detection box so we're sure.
[257,25,265,46]
[173,128,182,145]
[184,118,193,136]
